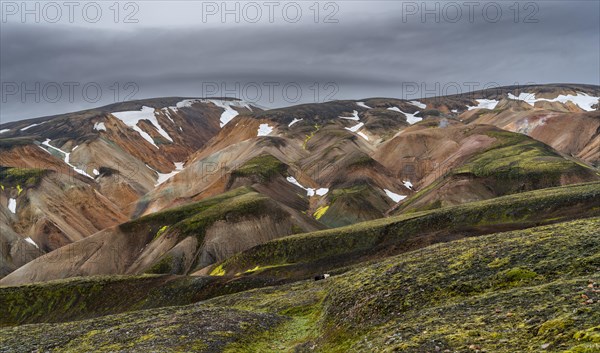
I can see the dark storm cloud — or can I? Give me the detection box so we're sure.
[1,0,598,123]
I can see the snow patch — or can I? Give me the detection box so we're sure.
[356,102,372,109]
[508,92,599,111]
[289,118,302,127]
[343,121,370,140]
[41,139,93,178]
[211,100,244,127]
[0,129,10,134]
[36,144,52,155]
[316,188,329,196]
[175,99,252,127]
[146,164,157,173]
[451,109,458,113]
[549,93,599,111]
[286,176,328,197]
[93,169,100,176]
[93,122,106,131]
[384,189,406,203]
[20,122,44,131]
[410,100,427,109]
[112,106,173,148]
[286,176,304,189]
[403,181,413,189]
[155,162,185,186]
[257,123,273,136]
[388,107,422,124]
[467,99,499,110]
[507,92,537,106]
[25,237,39,249]
[8,198,16,213]
[402,111,422,125]
[339,110,360,121]
[175,100,195,109]
[161,108,176,124]
[345,122,364,132]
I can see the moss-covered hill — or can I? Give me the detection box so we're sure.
[209,182,600,280]
[1,216,598,352]
[0,167,47,189]
[0,186,322,286]
[316,182,393,228]
[0,274,281,327]
[393,130,600,213]
[121,186,281,246]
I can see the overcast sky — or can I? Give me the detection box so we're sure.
[1,0,599,123]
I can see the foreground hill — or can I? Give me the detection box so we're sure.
[0,215,598,352]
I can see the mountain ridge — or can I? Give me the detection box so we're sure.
[1,83,598,281]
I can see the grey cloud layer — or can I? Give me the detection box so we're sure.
[1,1,598,122]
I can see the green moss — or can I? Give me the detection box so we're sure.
[0,167,47,188]
[313,205,329,220]
[303,124,320,149]
[291,224,304,234]
[245,265,260,273]
[394,178,444,213]
[0,273,282,328]
[330,184,369,200]
[209,216,600,352]
[146,255,173,274]
[564,343,600,353]
[240,263,293,276]
[153,225,169,240]
[538,316,574,337]
[120,187,271,245]
[2,215,600,352]
[317,183,390,228]
[455,130,589,179]
[188,341,209,351]
[215,182,600,276]
[397,129,598,213]
[345,154,376,169]
[224,305,322,352]
[402,198,444,214]
[0,137,35,148]
[231,154,287,182]
[573,326,600,343]
[497,267,538,284]
[211,264,226,276]
[172,191,277,243]
[487,257,510,268]
[0,276,168,326]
